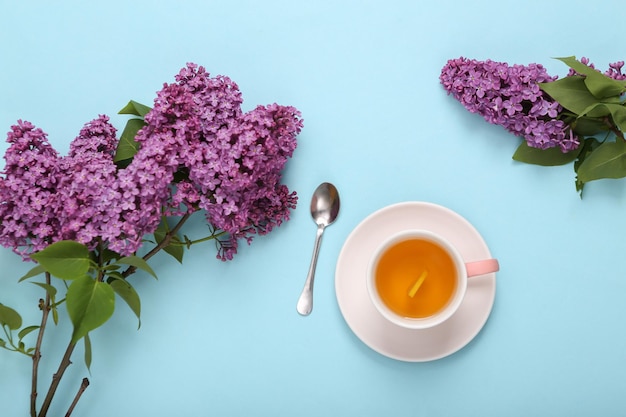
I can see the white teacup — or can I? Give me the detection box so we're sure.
[366,229,499,330]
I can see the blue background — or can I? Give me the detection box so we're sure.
[2,1,626,415]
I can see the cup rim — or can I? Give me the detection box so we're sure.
[366,229,468,330]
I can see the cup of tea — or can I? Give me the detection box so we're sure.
[366,229,499,330]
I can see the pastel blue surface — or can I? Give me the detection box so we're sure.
[2,1,626,415]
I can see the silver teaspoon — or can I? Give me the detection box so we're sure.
[296,182,340,316]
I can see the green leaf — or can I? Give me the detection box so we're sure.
[66,276,115,343]
[539,76,600,116]
[575,137,604,194]
[577,102,611,119]
[604,103,626,133]
[30,241,91,280]
[154,218,184,263]
[114,118,145,163]
[556,56,626,99]
[101,264,121,272]
[52,306,59,326]
[104,248,129,264]
[18,264,46,282]
[31,282,58,299]
[513,140,581,166]
[577,140,626,183]
[110,279,141,328]
[115,256,158,279]
[18,325,39,341]
[163,239,184,263]
[0,304,22,330]
[118,100,152,117]
[84,333,92,372]
[571,116,609,136]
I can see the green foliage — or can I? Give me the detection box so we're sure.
[118,100,152,117]
[18,325,40,341]
[575,137,601,193]
[518,56,626,194]
[114,100,152,165]
[110,279,141,328]
[0,304,37,356]
[513,141,581,166]
[114,118,145,163]
[66,276,115,343]
[84,333,93,372]
[576,140,626,182]
[555,56,626,99]
[539,76,602,115]
[570,116,609,136]
[25,240,153,344]
[30,241,91,280]
[154,217,185,263]
[115,256,157,279]
[0,304,22,330]
[18,264,46,282]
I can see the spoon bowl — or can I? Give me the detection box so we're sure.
[297,182,340,316]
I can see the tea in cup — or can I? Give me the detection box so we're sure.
[366,229,499,329]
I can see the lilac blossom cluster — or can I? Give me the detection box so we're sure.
[0,120,61,255]
[0,63,302,261]
[0,116,163,258]
[126,63,302,260]
[57,117,132,252]
[440,57,580,152]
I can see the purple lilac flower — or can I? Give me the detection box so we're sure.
[440,57,579,152]
[56,116,152,255]
[607,61,626,80]
[129,63,302,260]
[0,63,302,261]
[0,121,61,257]
[0,116,162,257]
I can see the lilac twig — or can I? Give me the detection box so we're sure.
[122,212,192,278]
[65,378,89,417]
[30,272,52,417]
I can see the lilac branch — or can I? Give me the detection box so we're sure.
[0,62,301,416]
[30,272,52,417]
[121,212,192,278]
[37,341,77,417]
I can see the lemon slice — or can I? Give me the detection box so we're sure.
[408,270,427,298]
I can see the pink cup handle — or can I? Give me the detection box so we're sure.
[465,259,499,277]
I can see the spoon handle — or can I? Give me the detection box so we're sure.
[297,224,325,316]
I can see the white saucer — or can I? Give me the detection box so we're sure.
[335,201,497,362]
